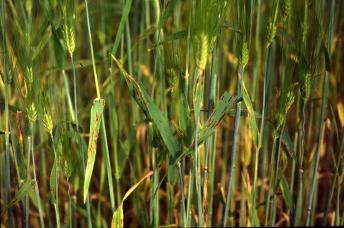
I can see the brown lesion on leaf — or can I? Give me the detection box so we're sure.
[87,112,102,160]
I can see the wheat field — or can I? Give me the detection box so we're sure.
[1,0,344,227]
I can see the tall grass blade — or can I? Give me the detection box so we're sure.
[83,98,105,202]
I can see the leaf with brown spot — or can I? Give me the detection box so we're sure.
[112,56,179,157]
[197,92,239,144]
[83,98,105,203]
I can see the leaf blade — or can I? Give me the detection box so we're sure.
[83,98,105,203]
[242,82,260,146]
[111,171,153,228]
[112,56,179,157]
[197,91,239,144]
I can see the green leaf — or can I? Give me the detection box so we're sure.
[83,98,105,203]
[48,59,101,72]
[197,91,239,144]
[179,93,192,145]
[171,92,239,164]
[167,163,179,186]
[242,82,260,146]
[194,77,204,123]
[227,109,248,117]
[279,172,293,211]
[112,56,179,157]
[50,160,58,202]
[7,179,35,208]
[152,30,188,49]
[240,168,260,226]
[28,184,39,209]
[118,128,135,177]
[158,0,179,29]
[111,0,132,55]
[321,40,331,73]
[32,26,52,61]
[0,102,22,112]
[52,32,65,69]
[281,127,297,161]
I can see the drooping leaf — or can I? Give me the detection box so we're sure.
[197,91,239,144]
[112,56,179,157]
[171,92,239,164]
[111,171,153,228]
[83,98,105,203]
[123,171,153,202]
[7,179,35,208]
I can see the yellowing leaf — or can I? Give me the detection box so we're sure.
[111,171,153,228]
[240,119,252,167]
[83,98,105,203]
[111,207,123,228]
[337,102,344,127]
[242,82,260,147]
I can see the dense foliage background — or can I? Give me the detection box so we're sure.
[1,0,344,227]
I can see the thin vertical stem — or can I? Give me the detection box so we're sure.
[70,53,78,127]
[84,0,101,99]
[306,0,334,224]
[50,135,60,228]
[2,0,13,225]
[204,48,218,227]
[30,129,45,228]
[84,0,115,210]
[223,65,244,227]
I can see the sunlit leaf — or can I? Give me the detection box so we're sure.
[111,207,123,228]
[111,171,153,228]
[83,98,105,202]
